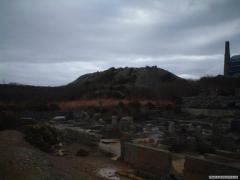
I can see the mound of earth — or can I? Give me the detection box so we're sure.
[69,66,184,98]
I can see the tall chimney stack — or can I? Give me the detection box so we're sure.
[224,41,230,76]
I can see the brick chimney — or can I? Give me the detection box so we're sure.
[224,41,230,76]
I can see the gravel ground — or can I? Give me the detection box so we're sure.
[0,130,130,180]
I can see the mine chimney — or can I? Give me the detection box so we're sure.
[224,41,230,76]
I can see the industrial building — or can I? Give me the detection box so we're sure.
[224,41,240,76]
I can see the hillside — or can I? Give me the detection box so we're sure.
[68,66,192,99]
[1,66,240,103]
[70,66,179,87]
[0,66,190,101]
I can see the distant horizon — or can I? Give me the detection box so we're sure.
[0,66,224,87]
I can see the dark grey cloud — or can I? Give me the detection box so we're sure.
[0,0,240,85]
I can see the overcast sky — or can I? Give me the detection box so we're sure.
[0,0,240,86]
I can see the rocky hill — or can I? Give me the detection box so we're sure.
[68,66,190,99]
[1,66,240,102]
[0,66,194,102]
[70,66,179,88]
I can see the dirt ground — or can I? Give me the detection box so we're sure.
[0,130,131,180]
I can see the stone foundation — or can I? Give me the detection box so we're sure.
[122,143,172,179]
[184,156,240,180]
[182,108,237,117]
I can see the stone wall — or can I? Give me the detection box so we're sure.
[204,154,240,167]
[123,142,172,179]
[182,108,237,117]
[184,156,240,180]
[215,150,240,160]
[182,96,239,109]
[122,143,240,180]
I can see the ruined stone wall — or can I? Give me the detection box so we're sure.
[123,143,172,179]
[182,108,237,117]
[204,154,240,166]
[182,96,239,109]
[184,156,240,180]
[215,150,240,160]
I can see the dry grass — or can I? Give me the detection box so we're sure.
[57,98,175,110]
